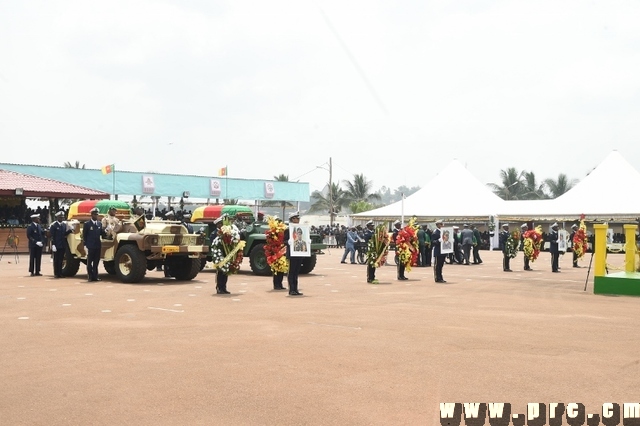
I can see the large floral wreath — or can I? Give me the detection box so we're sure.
[264,216,289,274]
[395,217,419,271]
[572,216,588,260]
[505,229,521,259]
[366,223,390,268]
[522,226,543,262]
[211,219,246,275]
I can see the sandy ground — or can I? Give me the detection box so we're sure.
[1,248,639,425]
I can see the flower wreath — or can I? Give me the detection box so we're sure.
[264,216,289,274]
[572,216,589,260]
[395,217,420,271]
[211,219,246,275]
[505,229,520,259]
[522,226,543,262]
[366,223,390,268]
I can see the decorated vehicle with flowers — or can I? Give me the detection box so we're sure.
[191,206,326,275]
[62,200,208,283]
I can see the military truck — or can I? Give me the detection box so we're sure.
[191,205,326,275]
[62,200,208,283]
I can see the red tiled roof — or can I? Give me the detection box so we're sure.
[0,169,109,199]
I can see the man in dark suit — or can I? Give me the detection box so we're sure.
[549,223,560,272]
[83,207,105,282]
[26,213,44,276]
[471,225,483,264]
[285,211,304,296]
[499,223,512,272]
[432,219,446,283]
[50,210,72,278]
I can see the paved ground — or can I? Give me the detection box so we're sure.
[1,249,639,425]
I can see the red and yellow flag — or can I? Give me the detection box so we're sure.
[218,167,227,176]
[101,164,114,175]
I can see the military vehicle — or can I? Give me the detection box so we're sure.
[191,205,326,275]
[62,200,208,283]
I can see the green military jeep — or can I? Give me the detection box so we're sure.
[191,206,325,275]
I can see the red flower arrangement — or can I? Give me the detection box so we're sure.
[264,216,288,274]
[522,226,543,262]
[572,216,588,260]
[395,218,419,271]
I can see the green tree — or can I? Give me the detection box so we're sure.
[63,160,86,169]
[349,200,375,214]
[544,173,577,199]
[309,182,347,222]
[521,171,547,200]
[261,174,295,218]
[342,173,382,205]
[488,168,526,200]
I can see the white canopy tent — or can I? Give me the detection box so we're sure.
[498,150,640,222]
[352,160,506,223]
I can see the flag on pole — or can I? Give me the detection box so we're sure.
[218,167,227,176]
[101,164,114,175]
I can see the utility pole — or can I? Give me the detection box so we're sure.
[329,157,334,227]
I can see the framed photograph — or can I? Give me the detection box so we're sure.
[440,227,454,254]
[289,224,311,257]
[558,229,568,253]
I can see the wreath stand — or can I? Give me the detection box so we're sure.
[0,226,20,264]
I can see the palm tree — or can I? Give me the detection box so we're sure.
[309,182,347,221]
[342,173,381,205]
[521,171,547,200]
[261,174,295,218]
[63,160,86,169]
[487,168,526,200]
[544,173,578,198]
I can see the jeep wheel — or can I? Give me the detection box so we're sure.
[249,243,270,276]
[200,258,207,271]
[299,254,317,274]
[104,261,116,275]
[172,258,201,281]
[61,250,80,277]
[114,244,147,283]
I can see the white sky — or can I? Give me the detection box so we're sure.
[2,1,640,196]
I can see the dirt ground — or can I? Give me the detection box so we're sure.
[1,248,639,425]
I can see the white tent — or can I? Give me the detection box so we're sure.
[498,150,640,221]
[352,160,506,222]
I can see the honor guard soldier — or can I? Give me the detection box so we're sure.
[284,211,303,296]
[50,211,72,278]
[102,206,122,240]
[26,213,45,276]
[499,224,512,272]
[83,207,105,282]
[392,220,407,280]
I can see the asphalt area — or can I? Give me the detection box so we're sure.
[1,249,639,425]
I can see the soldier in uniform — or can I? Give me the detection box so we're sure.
[26,213,45,276]
[521,223,532,271]
[569,224,580,268]
[392,220,407,280]
[431,219,446,283]
[549,223,560,272]
[181,213,194,233]
[102,206,122,240]
[285,211,303,296]
[499,223,512,272]
[213,215,231,294]
[363,220,378,283]
[50,211,72,278]
[471,224,483,264]
[83,207,105,282]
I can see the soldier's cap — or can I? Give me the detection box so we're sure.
[551,222,558,228]
[272,215,280,221]
[521,223,528,228]
[288,211,300,220]
[165,211,175,217]
[182,213,191,219]
[366,220,374,226]
[55,211,65,217]
[30,214,40,219]
[90,207,100,214]
[108,206,117,211]
[214,214,228,225]
[571,224,578,229]
[502,223,509,228]
[435,219,443,225]
[463,224,469,227]
[453,226,459,230]
[393,220,401,226]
